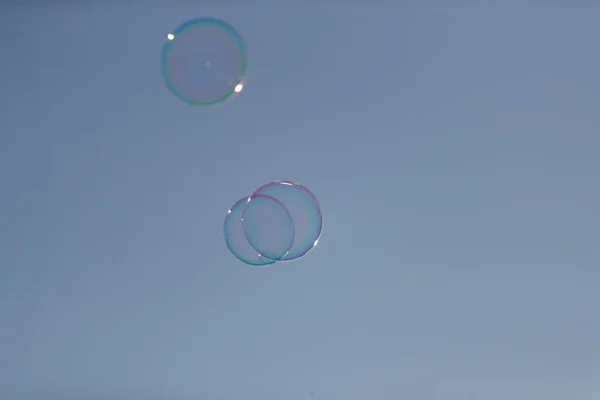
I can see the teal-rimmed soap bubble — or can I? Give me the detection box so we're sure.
[161,17,247,106]
[249,181,322,261]
[241,194,296,261]
[224,196,294,266]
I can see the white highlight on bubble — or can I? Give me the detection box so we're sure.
[234,83,244,93]
[167,33,175,40]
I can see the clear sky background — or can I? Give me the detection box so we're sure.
[1,2,599,399]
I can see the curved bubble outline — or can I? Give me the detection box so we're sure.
[224,195,293,267]
[250,180,323,262]
[223,196,276,267]
[161,17,248,106]
[241,194,296,262]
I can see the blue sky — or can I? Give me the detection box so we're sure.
[1,3,599,399]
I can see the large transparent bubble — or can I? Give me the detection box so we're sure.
[249,181,322,261]
[161,17,247,106]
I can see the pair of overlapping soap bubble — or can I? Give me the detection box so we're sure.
[161,17,247,106]
[224,181,323,266]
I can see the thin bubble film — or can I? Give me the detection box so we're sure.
[223,197,275,266]
[252,181,322,261]
[161,17,247,106]
[241,195,295,261]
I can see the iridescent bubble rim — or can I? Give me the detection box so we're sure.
[251,180,323,261]
[223,196,277,267]
[242,194,296,262]
[161,17,248,106]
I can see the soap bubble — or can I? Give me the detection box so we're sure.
[251,181,322,261]
[224,196,293,266]
[241,194,295,261]
[162,17,247,106]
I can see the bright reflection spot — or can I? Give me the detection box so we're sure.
[167,33,175,40]
[234,82,244,93]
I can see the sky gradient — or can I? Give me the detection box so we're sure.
[1,3,599,399]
